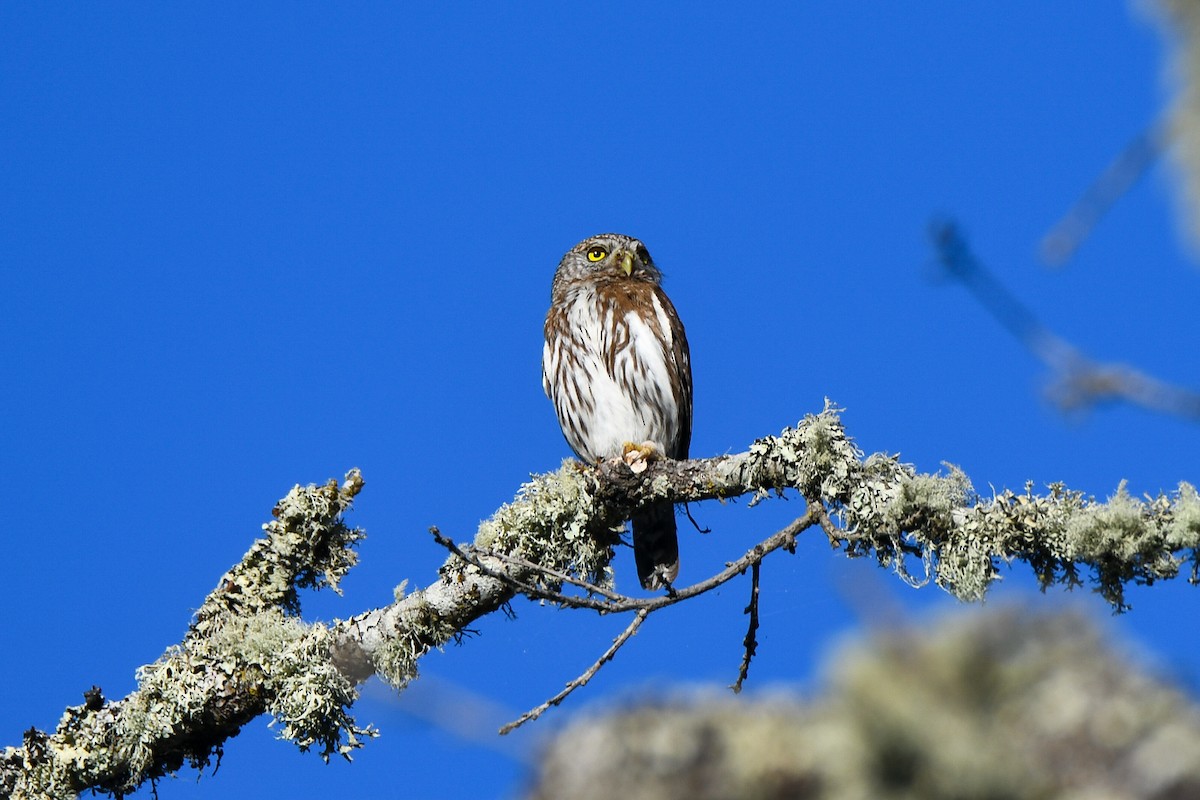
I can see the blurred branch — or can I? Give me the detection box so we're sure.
[931,219,1200,419]
[1155,0,1200,247]
[528,607,1200,800]
[5,405,1200,796]
[1040,122,1167,266]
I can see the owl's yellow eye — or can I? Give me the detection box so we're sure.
[586,246,608,262]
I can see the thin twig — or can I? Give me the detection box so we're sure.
[499,608,651,735]
[429,527,581,606]
[545,510,813,613]
[449,511,815,732]
[683,503,711,534]
[481,548,627,603]
[431,511,817,616]
[730,561,761,694]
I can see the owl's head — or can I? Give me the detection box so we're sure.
[553,233,662,289]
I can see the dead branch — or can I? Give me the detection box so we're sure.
[731,561,762,694]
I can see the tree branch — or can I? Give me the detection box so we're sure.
[931,220,1200,421]
[4,405,1199,797]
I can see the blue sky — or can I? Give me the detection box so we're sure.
[2,3,1197,797]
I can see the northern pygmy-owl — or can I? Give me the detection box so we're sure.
[542,233,693,589]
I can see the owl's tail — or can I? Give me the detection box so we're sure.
[632,502,680,590]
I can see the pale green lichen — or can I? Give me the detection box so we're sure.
[193,471,365,634]
[3,610,375,798]
[1061,483,1184,609]
[744,402,868,502]
[1166,483,1200,581]
[528,698,818,800]
[469,463,618,591]
[127,611,374,767]
[10,416,1200,796]
[371,593,458,690]
[242,618,374,759]
[815,607,1200,799]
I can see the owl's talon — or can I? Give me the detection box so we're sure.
[621,441,661,474]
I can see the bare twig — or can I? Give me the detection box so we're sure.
[931,220,1200,421]
[492,513,812,729]
[730,561,761,694]
[482,548,628,603]
[499,608,651,734]
[1040,122,1167,267]
[432,511,815,618]
[429,526,587,606]
[683,503,711,534]
[596,510,812,613]
[815,504,844,542]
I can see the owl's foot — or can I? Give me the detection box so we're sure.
[621,441,661,474]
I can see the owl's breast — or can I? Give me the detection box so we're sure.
[543,287,684,461]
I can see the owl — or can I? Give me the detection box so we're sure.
[542,233,693,589]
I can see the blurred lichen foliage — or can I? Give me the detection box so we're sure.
[528,607,1200,800]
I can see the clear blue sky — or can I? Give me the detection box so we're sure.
[2,3,1197,798]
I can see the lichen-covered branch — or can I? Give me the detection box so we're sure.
[4,406,1199,798]
[0,473,370,799]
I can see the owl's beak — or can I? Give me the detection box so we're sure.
[619,250,634,276]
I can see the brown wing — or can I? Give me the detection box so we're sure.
[653,285,692,460]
